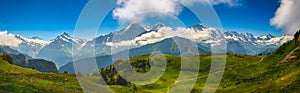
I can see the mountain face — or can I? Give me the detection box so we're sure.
[191,24,206,31]
[224,31,293,55]
[257,34,276,40]
[59,55,113,74]
[115,36,210,59]
[59,37,210,74]
[75,23,148,59]
[95,24,292,56]
[36,32,86,67]
[11,35,50,57]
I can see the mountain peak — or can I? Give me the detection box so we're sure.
[58,32,72,38]
[155,23,165,27]
[128,23,143,28]
[61,32,70,37]
[30,36,44,40]
[258,33,275,40]
[151,23,166,31]
[191,24,206,31]
[53,32,74,42]
[118,23,146,34]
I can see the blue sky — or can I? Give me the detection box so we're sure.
[0,0,282,40]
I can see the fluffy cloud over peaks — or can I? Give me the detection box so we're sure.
[113,0,240,22]
[0,31,22,47]
[271,0,300,35]
[106,27,224,47]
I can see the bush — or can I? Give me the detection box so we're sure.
[64,71,68,74]
[0,54,13,64]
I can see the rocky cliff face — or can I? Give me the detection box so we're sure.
[28,59,58,72]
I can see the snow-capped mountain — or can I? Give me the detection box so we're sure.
[224,31,293,54]
[257,33,276,40]
[191,24,206,31]
[76,23,150,59]
[1,23,293,68]
[150,23,165,31]
[94,23,293,55]
[36,32,86,67]
[11,35,50,57]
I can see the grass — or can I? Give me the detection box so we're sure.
[1,39,300,92]
[0,58,83,93]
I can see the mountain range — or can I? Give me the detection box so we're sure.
[1,23,293,68]
[1,30,300,92]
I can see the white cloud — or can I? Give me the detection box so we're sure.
[113,0,240,22]
[178,0,239,6]
[106,27,224,47]
[271,0,300,35]
[0,31,22,47]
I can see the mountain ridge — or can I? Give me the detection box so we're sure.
[1,24,293,67]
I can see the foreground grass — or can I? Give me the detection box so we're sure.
[0,59,83,93]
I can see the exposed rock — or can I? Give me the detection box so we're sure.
[280,47,299,63]
[288,56,298,61]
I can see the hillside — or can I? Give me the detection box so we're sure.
[0,46,58,72]
[90,40,300,92]
[0,55,83,93]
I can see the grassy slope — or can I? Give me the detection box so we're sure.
[101,40,300,93]
[1,40,300,93]
[0,59,83,93]
[105,54,263,93]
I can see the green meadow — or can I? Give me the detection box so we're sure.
[1,39,300,93]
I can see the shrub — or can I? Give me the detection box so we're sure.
[64,71,68,74]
